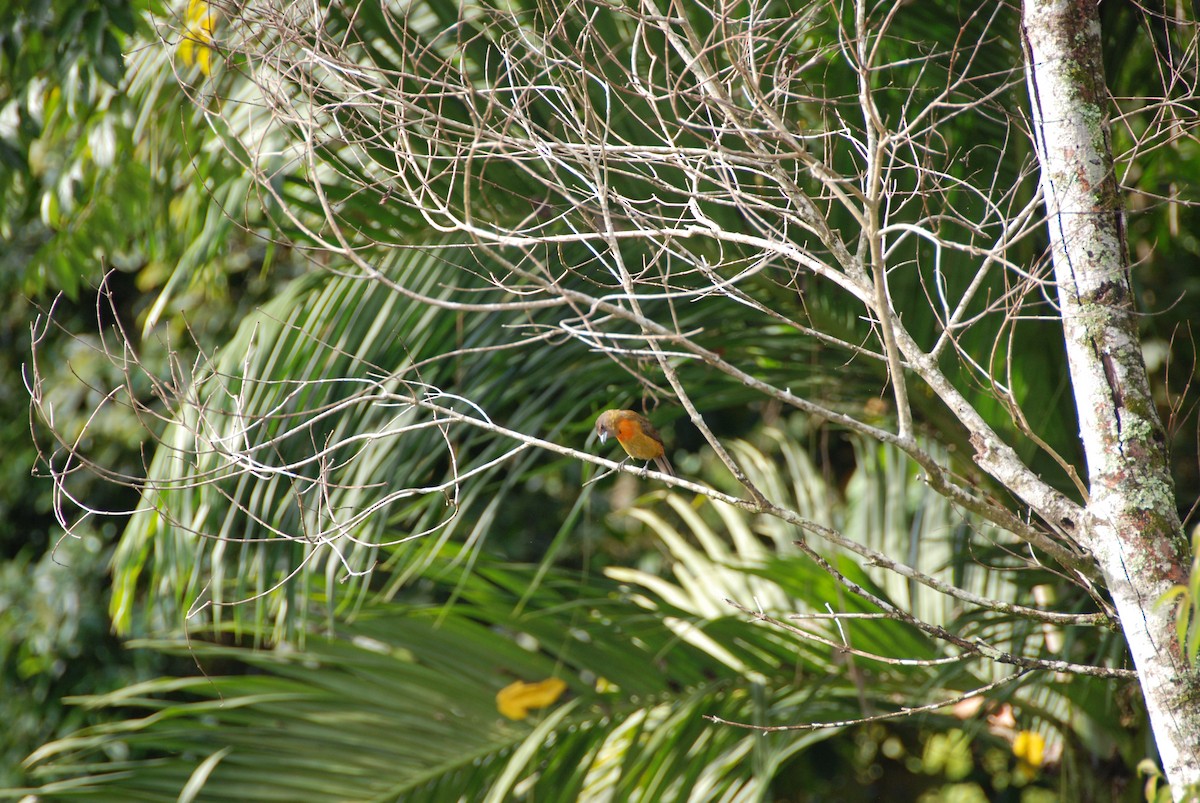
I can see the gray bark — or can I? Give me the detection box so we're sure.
[1022,0,1200,796]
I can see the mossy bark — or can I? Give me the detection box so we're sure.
[1022,0,1200,796]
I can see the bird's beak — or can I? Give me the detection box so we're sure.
[598,430,608,444]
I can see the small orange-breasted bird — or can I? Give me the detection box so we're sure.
[595,409,675,477]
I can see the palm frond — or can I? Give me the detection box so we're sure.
[26,556,855,801]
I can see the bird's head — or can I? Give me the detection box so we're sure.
[595,410,617,444]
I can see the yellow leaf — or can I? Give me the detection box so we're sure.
[496,678,567,720]
[179,37,195,67]
[1012,729,1045,771]
[178,0,217,75]
[186,0,215,34]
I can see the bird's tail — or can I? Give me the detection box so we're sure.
[654,455,676,478]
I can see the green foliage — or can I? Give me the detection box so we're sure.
[107,247,629,639]
[0,0,280,306]
[1158,527,1200,668]
[19,427,1113,800]
[20,554,853,799]
[1137,759,1176,803]
[1102,1,1200,517]
[0,533,165,787]
[922,730,976,782]
[2,1,309,785]
[1,0,149,295]
[0,0,140,91]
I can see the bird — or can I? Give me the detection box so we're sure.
[595,409,676,477]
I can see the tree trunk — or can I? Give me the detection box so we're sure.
[1022,0,1200,795]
